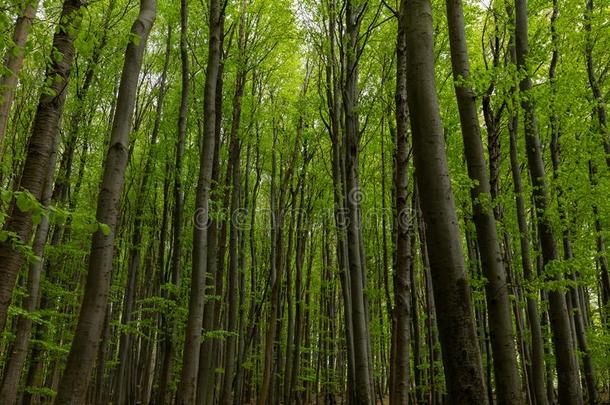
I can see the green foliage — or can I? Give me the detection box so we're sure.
[0,0,609,400]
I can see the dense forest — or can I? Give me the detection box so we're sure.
[0,0,609,403]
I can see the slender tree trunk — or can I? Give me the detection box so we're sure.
[196,19,225,405]
[113,24,171,405]
[0,0,83,334]
[584,0,610,318]
[258,127,281,405]
[156,2,189,403]
[54,2,156,402]
[234,141,252,405]
[503,7,549,404]
[178,0,224,401]
[0,0,40,150]
[589,162,610,315]
[584,0,610,169]
[415,195,442,405]
[288,158,309,404]
[514,1,583,403]
[0,125,59,405]
[343,2,374,403]
[282,187,298,404]
[445,0,523,402]
[403,0,487,401]
[548,4,597,400]
[390,2,411,403]
[408,199,422,404]
[324,1,356,399]
[220,32,247,405]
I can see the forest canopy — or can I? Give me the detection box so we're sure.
[0,0,609,404]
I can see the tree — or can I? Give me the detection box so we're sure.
[0,0,40,150]
[178,0,225,401]
[514,0,583,402]
[403,0,487,401]
[445,0,522,402]
[0,0,84,335]
[389,1,411,403]
[54,1,156,402]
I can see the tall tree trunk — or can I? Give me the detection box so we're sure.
[403,0,487,401]
[584,0,610,318]
[343,2,374,403]
[415,193,442,405]
[504,5,548,403]
[548,3,597,400]
[196,18,225,405]
[514,1,583,403]
[234,141,252,405]
[178,0,224,401]
[0,125,59,405]
[0,0,40,150]
[390,1,411,403]
[220,19,247,402]
[325,0,356,396]
[584,0,610,169]
[258,126,281,405]
[589,162,610,315]
[0,0,83,334]
[282,187,298,404]
[445,0,523,402]
[54,1,156,402]
[156,1,189,402]
[288,155,309,404]
[113,24,171,405]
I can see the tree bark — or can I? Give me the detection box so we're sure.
[196,18,225,405]
[0,122,59,405]
[584,0,610,319]
[113,23,171,405]
[54,1,156,402]
[514,0,583,403]
[584,0,610,169]
[390,2,411,403]
[0,0,83,335]
[404,0,488,401]
[343,2,374,403]
[220,13,247,402]
[178,0,224,401]
[156,2,189,403]
[0,0,40,150]
[503,5,549,403]
[445,0,523,402]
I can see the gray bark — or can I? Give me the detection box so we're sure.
[445,0,523,402]
[178,0,224,401]
[0,0,40,150]
[0,0,83,335]
[514,0,583,403]
[54,1,156,402]
[404,0,488,401]
[390,1,411,403]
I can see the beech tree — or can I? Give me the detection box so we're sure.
[55,0,156,402]
[0,0,84,334]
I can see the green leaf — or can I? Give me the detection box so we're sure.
[98,223,111,236]
[16,192,35,213]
